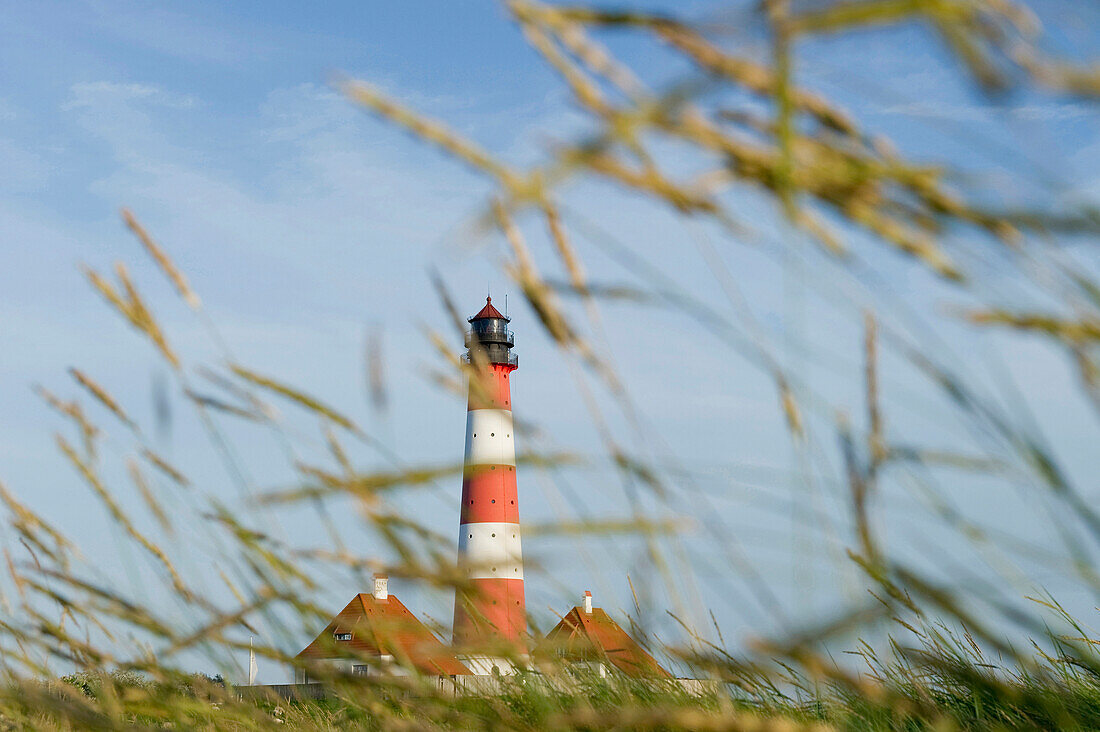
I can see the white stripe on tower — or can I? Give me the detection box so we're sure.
[459,523,523,579]
[464,409,516,467]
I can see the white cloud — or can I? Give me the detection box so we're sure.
[81,3,275,65]
[0,97,17,121]
[62,82,198,111]
[54,74,494,327]
[0,138,51,192]
[1011,104,1098,122]
[877,101,1098,122]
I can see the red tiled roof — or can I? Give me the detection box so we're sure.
[470,296,507,321]
[296,594,470,676]
[544,606,672,678]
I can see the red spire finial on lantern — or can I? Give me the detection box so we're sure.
[470,296,507,322]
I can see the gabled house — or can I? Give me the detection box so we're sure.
[544,591,672,679]
[294,575,470,682]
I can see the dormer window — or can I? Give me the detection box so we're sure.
[334,632,352,641]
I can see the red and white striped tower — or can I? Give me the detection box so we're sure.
[452,297,525,667]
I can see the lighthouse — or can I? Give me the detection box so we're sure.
[292,295,678,683]
[452,296,525,671]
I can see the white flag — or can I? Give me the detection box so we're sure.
[248,636,258,686]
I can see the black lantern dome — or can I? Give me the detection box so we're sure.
[465,296,517,368]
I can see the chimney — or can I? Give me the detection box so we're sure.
[373,574,388,601]
[584,590,592,614]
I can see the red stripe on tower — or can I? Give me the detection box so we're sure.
[453,297,526,664]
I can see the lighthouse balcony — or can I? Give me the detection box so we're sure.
[463,349,518,368]
[465,328,514,348]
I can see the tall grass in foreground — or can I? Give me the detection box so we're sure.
[4,0,1100,728]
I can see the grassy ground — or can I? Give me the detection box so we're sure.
[14,656,1100,730]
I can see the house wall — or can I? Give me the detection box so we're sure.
[456,655,520,676]
[296,655,407,683]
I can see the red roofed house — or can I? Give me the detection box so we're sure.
[544,591,672,679]
[294,575,470,682]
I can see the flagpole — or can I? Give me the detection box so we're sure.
[248,636,256,686]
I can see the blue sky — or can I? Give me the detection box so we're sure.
[2,1,1100,682]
